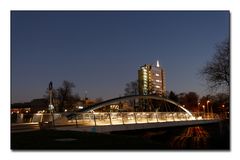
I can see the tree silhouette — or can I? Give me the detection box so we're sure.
[168,91,179,102]
[124,80,138,96]
[57,80,78,112]
[178,92,199,112]
[200,39,230,92]
[124,80,138,111]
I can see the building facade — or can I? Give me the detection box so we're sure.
[138,60,166,96]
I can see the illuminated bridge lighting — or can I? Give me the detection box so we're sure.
[65,112,219,127]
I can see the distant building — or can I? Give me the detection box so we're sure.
[82,98,97,107]
[138,60,166,96]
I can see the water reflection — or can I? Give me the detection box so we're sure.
[121,125,218,149]
[169,126,209,149]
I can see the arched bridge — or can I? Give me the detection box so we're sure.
[58,95,220,132]
[80,95,193,116]
[29,95,221,133]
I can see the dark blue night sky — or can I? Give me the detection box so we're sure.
[11,11,229,103]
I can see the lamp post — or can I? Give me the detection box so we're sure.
[222,104,225,119]
[207,100,210,118]
[198,102,200,117]
[202,105,205,119]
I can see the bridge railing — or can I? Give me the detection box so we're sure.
[191,112,220,120]
[67,112,220,127]
[12,111,220,126]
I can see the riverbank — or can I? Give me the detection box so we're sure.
[11,120,229,150]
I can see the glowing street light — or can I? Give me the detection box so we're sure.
[206,100,211,118]
[202,105,205,118]
[207,100,210,113]
[222,104,225,119]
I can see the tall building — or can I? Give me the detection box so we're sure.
[138,60,166,96]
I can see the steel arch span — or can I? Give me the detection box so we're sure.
[80,95,193,117]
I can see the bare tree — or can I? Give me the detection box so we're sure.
[124,80,138,111]
[57,80,76,112]
[168,91,179,102]
[178,92,199,112]
[200,39,230,92]
[124,80,138,96]
[199,93,229,114]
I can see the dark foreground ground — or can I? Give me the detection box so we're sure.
[11,120,229,150]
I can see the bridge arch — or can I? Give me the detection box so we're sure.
[80,95,193,117]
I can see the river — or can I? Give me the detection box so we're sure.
[111,120,230,150]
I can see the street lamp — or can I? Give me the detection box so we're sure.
[202,105,205,119]
[207,100,210,118]
[198,102,200,116]
[222,104,225,119]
